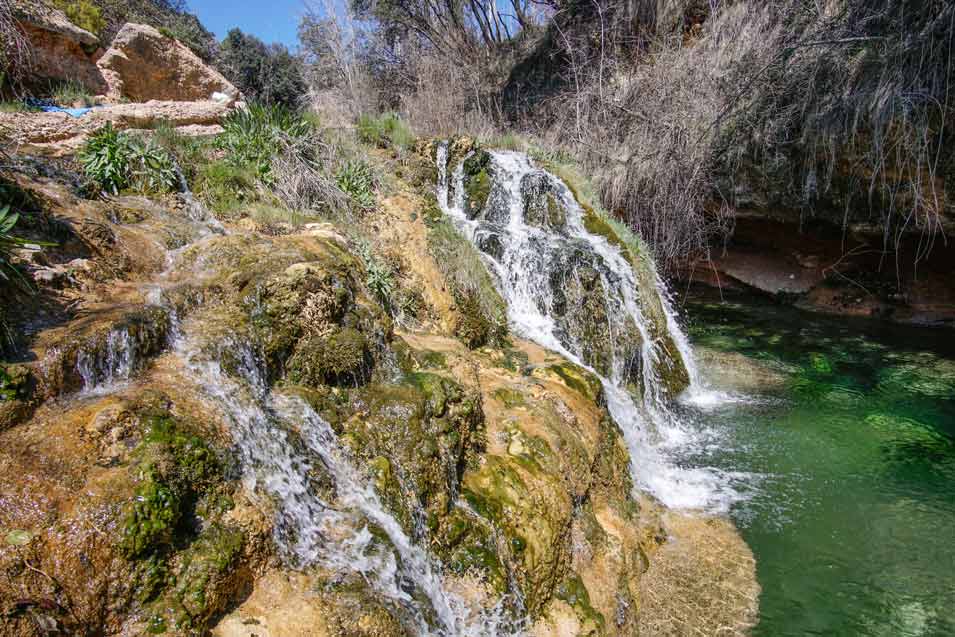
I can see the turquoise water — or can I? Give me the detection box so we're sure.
[680,294,955,636]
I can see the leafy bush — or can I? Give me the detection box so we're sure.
[217,104,313,180]
[54,0,106,36]
[357,112,415,151]
[79,124,178,195]
[335,160,376,212]
[217,29,307,108]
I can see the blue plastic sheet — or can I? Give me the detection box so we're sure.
[37,105,95,118]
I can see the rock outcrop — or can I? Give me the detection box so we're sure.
[96,23,239,103]
[9,1,107,94]
[0,144,758,635]
[0,100,233,154]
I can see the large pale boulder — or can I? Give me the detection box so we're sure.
[97,23,239,102]
[10,0,107,94]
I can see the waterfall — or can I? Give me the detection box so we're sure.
[175,326,517,636]
[436,143,742,512]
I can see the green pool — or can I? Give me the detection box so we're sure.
[681,293,955,636]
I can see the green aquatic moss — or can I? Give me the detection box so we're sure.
[539,362,604,405]
[122,473,182,559]
[493,387,526,408]
[122,414,223,559]
[556,574,606,632]
[171,523,244,623]
[286,327,371,386]
[463,151,492,217]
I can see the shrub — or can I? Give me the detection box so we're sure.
[217,29,307,109]
[54,0,106,36]
[217,104,313,180]
[335,160,376,212]
[79,124,178,195]
[356,112,415,151]
[79,123,132,194]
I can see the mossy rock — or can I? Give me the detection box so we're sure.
[580,207,691,397]
[462,151,493,219]
[121,412,224,559]
[168,523,245,628]
[555,574,606,634]
[533,362,604,405]
[341,372,485,537]
[433,506,508,596]
[521,172,567,231]
[492,386,526,409]
[286,327,373,387]
[0,364,35,430]
[462,454,571,617]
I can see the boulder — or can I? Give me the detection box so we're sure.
[10,1,107,94]
[97,23,239,102]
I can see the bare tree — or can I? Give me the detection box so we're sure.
[0,0,32,93]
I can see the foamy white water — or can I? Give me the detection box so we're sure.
[437,143,746,513]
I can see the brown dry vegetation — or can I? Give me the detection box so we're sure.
[304,0,955,277]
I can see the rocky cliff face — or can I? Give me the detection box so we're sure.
[0,144,757,635]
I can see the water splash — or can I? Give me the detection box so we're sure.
[437,143,745,512]
[75,327,136,392]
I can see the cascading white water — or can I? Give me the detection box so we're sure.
[174,325,516,636]
[75,327,136,392]
[437,144,744,512]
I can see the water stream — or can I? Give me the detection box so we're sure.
[122,184,516,635]
[437,143,743,512]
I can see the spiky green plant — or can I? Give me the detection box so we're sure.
[217,104,313,180]
[79,123,132,194]
[128,138,178,194]
[336,160,376,212]
[79,124,178,195]
[0,204,31,288]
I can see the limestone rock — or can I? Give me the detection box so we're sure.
[0,100,234,155]
[97,23,239,102]
[10,0,106,94]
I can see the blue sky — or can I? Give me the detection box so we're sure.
[187,0,314,48]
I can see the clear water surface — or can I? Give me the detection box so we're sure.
[679,292,955,636]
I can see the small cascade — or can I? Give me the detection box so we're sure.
[75,326,136,391]
[178,328,517,636]
[173,161,227,234]
[436,143,743,512]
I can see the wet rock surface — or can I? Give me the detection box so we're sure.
[0,150,758,635]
